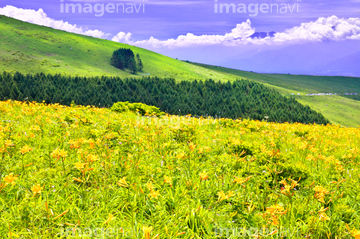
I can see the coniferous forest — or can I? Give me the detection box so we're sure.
[0,72,329,124]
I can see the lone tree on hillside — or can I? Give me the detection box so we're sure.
[111,48,143,74]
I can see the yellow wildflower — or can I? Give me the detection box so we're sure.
[351,229,360,239]
[20,145,32,154]
[319,212,330,221]
[146,182,154,191]
[31,184,43,196]
[117,177,129,187]
[199,171,209,181]
[266,204,285,214]
[217,191,234,201]
[148,190,160,199]
[86,154,98,163]
[164,176,172,185]
[51,148,68,158]
[3,173,18,185]
[103,214,115,224]
[142,226,153,239]
[5,140,15,147]
[233,176,252,185]
[314,186,329,204]
[74,162,86,170]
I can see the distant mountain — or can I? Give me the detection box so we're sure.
[250,31,276,39]
[314,51,360,77]
[217,40,360,77]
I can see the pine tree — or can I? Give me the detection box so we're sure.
[136,53,143,71]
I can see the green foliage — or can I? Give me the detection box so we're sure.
[111,101,165,117]
[1,16,359,126]
[0,100,359,238]
[0,16,236,81]
[189,62,360,127]
[0,72,331,124]
[0,72,330,124]
[277,162,311,181]
[111,48,141,74]
[171,125,197,143]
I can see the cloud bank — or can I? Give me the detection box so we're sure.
[132,15,360,48]
[1,5,360,49]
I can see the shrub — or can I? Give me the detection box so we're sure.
[111,101,165,117]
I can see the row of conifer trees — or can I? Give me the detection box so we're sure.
[0,72,330,124]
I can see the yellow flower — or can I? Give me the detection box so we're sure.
[86,154,98,163]
[189,142,196,151]
[319,212,330,221]
[164,176,172,185]
[20,145,32,154]
[142,226,153,239]
[31,184,43,196]
[266,204,286,214]
[3,173,18,185]
[74,162,86,170]
[233,176,252,185]
[351,229,360,239]
[58,149,68,158]
[146,182,154,191]
[103,214,115,224]
[117,177,129,187]
[5,140,15,147]
[31,125,41,131]
[217,191,234,201]
[270,217,279,226]
[51,148,68,158]
[217,191,227,201]
[199,171,209,181]
[148,190,160,199]
[314,186,329,204]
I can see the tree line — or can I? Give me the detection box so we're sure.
[0,72,330,124]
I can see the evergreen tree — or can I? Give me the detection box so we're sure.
[136,53,143,71]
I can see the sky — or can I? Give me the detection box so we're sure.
[1,0,360,75]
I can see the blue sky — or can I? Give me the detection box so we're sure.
[1,0,360,75]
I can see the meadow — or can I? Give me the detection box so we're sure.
[1,15,360,127]
[0,100,360,238]
[189,62,360,128]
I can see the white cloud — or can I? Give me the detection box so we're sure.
[112,32,133,44]
[133,20,256,48]
[1,5,360,49]
[272,16,360,43]
[0,5,109,39]
[133,16,360,48]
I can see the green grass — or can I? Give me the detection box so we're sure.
[1,15,359,127]
[1,100,360,238]
[189,62,360,127]
[0,16,234,81]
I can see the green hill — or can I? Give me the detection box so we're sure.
[0,15,359,127]
[0,15,234,81]
[189,62,360,127]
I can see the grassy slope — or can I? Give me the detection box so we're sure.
[1,15,359,127]
[189,63,360,127]
[0,15,234,81]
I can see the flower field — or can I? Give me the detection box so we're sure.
[0,100,360,238]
